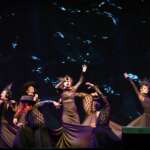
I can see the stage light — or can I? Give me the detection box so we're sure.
[11,42,18,49]
[31,56,41,61]
[59,6,67,11]
[54,32,65,39]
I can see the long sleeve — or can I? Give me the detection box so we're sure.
[14,103,25,119]
[127,78,145,102]
[14,103,32,120]
[73,72,85,90]
[75,92,87,98]
[93,85,110,112]
[76,92,94,115]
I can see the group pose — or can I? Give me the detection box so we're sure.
[0,65,150,148]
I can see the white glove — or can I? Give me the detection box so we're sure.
[13,118,18,125]
[33,94,39,101]
[82,64,87,72]
[123,72,129,79]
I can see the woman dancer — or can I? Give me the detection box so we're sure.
[0,84,17,148]
[78,82,122,148]
[13,82,51,148]
[53,65,95,148]
[55,64,87,125]
[13,81,42,127]
[124,73,150,127]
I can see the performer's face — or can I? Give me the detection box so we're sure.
[63,77,72,89]
[26,86,35,95]
[140,85,149,94]
[0,90,7,99]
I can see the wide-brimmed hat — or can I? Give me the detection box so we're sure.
[20,95,35,104]
[1,83,13,99]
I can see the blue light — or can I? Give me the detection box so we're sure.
[51,80,60,87]
[136,112,141,116]
[32,66,43,74]
[103,11,118,26]
[101,36,109,40]
[98,2,105,7]
[61,61,65,64]
[31,55,41,61]
[83,40,92,45]
[54,32,65,39]
[11,42,18,49]
[71,58,76,62]
[44,77,50,83]
[59,6,66,11]
[103,84,120,95]
[67,56,71,60]
[128,73,139,80]
[86,52,90,56]
[11,12,15,16]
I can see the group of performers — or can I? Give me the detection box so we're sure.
[0,65,150,148]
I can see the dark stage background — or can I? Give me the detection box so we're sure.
[0,0,150,126]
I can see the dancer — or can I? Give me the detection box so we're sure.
[78,82,122,148]
[0,84,17,148]
[13,82,52,148]
[55,64,87,125]
[124,73,150,127]
[53,65,95,148]
[13,81,42,127]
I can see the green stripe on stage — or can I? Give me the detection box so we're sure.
[123,127,150,134]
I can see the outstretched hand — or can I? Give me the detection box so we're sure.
[82,64,87,72]
[123,72,129,79]
[53,101,61,109]
[85,82,94,88]
[13,118,18,125]
[33,94,39,101]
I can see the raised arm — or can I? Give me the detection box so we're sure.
[85,82,110,111]
[73,64,87,90]
[75,92,88,98]
[124,72,144,102]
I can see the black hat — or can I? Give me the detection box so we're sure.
[20,95,35,104]
[2,83,13,99]
[4,83,13,91]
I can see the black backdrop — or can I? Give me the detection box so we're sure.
[0,0,150,125]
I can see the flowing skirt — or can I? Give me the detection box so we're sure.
[13,108,52,148]
[94,121,122,148]
[0,120,17,148]
[127,113,150,128]
[56,122,94,148]
[109,121,122,139]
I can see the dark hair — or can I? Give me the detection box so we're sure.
[140,78,150,89]
[23,81,38,94]
[55,75,73,89]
